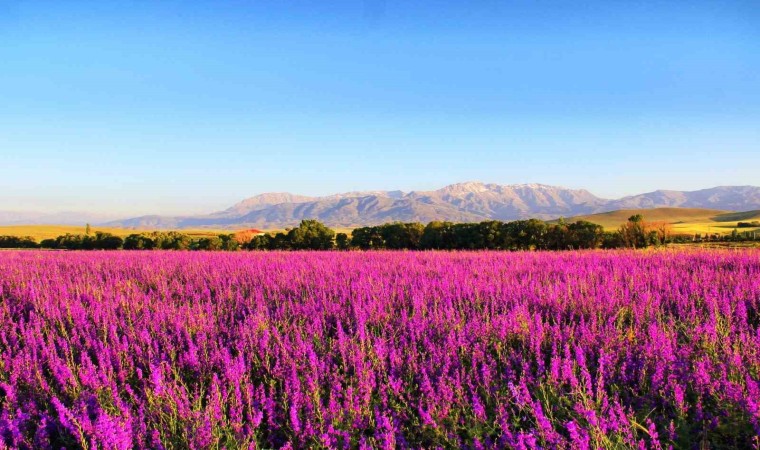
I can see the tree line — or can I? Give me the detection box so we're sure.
[1,216,757,251]
[737,221,760,228]
[0,231,241,251]
[348,219,609,250]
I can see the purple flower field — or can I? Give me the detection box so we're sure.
[0,250,759,449]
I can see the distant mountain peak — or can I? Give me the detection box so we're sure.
[511,183,557,189]
[234,192,315,205]
[436,181,490,195]
[434,181,578,195]
[216,192,316,217]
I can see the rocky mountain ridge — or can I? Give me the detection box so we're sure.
[103,183,760,229]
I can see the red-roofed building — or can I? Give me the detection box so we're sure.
[234,229,267,244]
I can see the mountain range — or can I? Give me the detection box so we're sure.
[3,183,760,229]
[102,183,760,229]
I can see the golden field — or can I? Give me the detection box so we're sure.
[0,225,230,241]
[565,207,760,235]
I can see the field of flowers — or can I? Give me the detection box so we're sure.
[0,250,759,449]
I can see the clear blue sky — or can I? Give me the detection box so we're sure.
[1,0,758,216]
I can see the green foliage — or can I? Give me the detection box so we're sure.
[194,236,223,251]
[420,221,458,249]
[39,238,57,249]
[218,234,239,251]
[192,234,239,251]
[737,221,760,228]
[40,232,123,250]
[123,234,156,250]
[502,219,548,250]
[287,220,335,250]
[152,231,192,250]
[335,233,350,250]
[351,222,425,250]
[0,235,39,249]
[245,234,273,250]
[33,230,239,251]
[382,222,425,249]
[93,232,124,250]
[619,215,648,249]
[271,232,292,250]
[601,231,625,249]
[244,220,338,251]
[566,220,605,249]
[352,219,608,251]
[350,226,386,249]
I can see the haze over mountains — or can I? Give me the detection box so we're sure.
[0,211,123,227]
[3,183,760,229]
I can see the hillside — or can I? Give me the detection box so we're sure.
[608,186,760,211]
[712,210,760,222]
[564,207,760,235]
[563,208,728,228]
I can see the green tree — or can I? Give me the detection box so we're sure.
[566,220,605,249]
[152,231,192,250]
[287,220,335,250]
[545,222,569,250]
[602,231,625,249]
[92,232,123,250]
[0,236,39,249]
[476,221,504,249]
[502,219,548,250]
[452,223,483,249]
[195,236,223,251]
[420,221,457,249]
[218,234,239,251]
[619,215,648,248]
[335,233,350,250]
[39,238,57,249]
[123,234,156,250]
[271,232,292,250]
[382,223,425,249]
[55,234,86,250]
[246,234,273,250]
[350,226,384,249]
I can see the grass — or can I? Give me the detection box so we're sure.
[670,222,759,235]
[671,241,760,249]
[563,207,760,235]
[712,210,760,222]
[562,207,729,228]
[0,225,232,241]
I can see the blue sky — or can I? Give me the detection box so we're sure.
[1,0,758,215]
